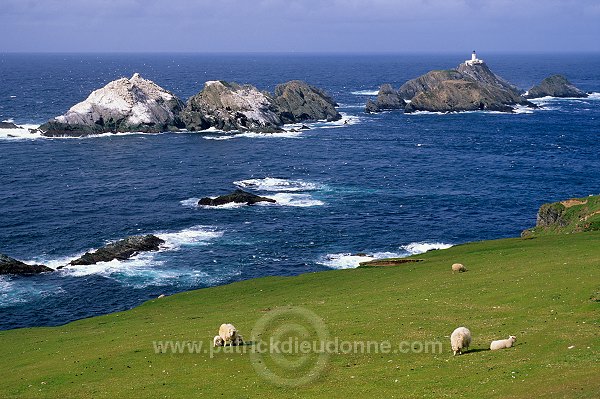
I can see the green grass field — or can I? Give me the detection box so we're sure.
[1,232,599,398]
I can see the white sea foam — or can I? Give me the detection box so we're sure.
[0,124,43,141]
[528,92,599,102]
[234,177,321,192]
[202,130,303,140]
[512,105,535,114]
[45,225,223,280]
[587,92,600,100]
[401,242,453,255]
[156,225,223,250]
[261,193,325,207]
[180,197,201,208]
[351,89,379,96]
[319,242,453,270]
[0,275,67,306]
[198,201,248,209]
[44,225,225,288]
[319,251,403,270]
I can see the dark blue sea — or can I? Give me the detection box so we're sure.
[1,53,599,330]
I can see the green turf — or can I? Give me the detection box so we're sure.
[1,232,599,398]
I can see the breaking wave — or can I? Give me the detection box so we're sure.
[29,226,225,288]
[350,89,379,96]
[319,242,453,269]
[234,177,322,192]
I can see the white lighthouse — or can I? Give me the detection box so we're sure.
[465,50,483,66]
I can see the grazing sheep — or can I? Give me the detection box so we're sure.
[490,335,516,350]
[219,323,238,346]
[452,263,467,273]
[451,326,472,356]
[213,335,224,347]
[232,334,244,346]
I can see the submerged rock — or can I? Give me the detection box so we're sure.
[181,81,283,132]
[365,84,406,113]
[273,80,341,123]
[0,253,53,275]
[39,73,185,137]
[67,235,165,266]
[198,189,276,206]
[0,121,20,129]
[525,75,588,99]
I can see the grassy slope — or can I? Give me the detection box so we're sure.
[1,232,599,398]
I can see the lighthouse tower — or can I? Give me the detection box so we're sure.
[465,50,483,66]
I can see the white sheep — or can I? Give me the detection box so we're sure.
[490,335,516,350]
[219,323,238,346]
[452,263,467,273]
[451,326,472,356]
[213,335,224,347]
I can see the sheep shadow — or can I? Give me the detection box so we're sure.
[465,348,490,354]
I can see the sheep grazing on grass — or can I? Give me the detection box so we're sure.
[213,335,224,347]
[490,335,516,350]
[451,326,472,356]
[219,323,238,346]
[452,263,467,273]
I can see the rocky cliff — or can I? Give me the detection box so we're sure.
[398,70,464,100]
[181,81,283,132]
[182,80,340,132]
[405,79,529,113]
[456,62,522,96]
[273,80,341,123]
[521,195,600,237]
[39,73,185,137]
[365,84,406,113]
[401,61,534,113]
[525,75,588,99]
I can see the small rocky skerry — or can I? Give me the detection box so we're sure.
[39,76,341,137]
[366,51,588,114]
[1,234,165,275]
[198,189,276,206]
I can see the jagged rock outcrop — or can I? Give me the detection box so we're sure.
[405,80,527,113]
[273,80,341,123]
[65,235,165,267]
[365,84,406,113]
[39,73,185,137]
[402,60,534,113]
[0,253,53,275]
[181,81,283,132]
[525,75,588,99]
[0,121,20,129]
[198,189,276,206]
[398,70,464,100]
[456,62,522,96]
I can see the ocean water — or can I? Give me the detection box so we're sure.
[1,53,599,330]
